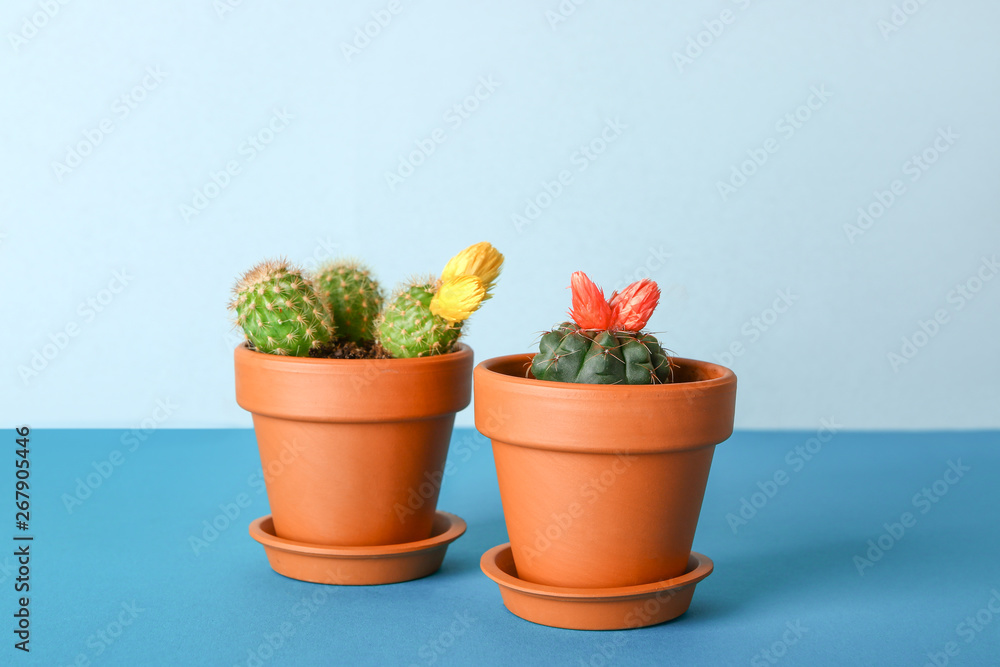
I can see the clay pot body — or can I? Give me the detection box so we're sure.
[474,354,736,588]
[235,344,473,546]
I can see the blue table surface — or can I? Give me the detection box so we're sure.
[9,428,1000,666]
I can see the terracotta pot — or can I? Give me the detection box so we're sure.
[234,343,473,546]
[474,353,736,589]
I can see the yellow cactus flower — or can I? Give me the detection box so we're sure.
[440,242,504,300]
[430,275,487,323]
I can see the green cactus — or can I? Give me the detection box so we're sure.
[531,322,672,385]
[376,282,462,358]
[313,260,383,343]
[230,259,335,356]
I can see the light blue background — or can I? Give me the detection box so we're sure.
[3,0,999,429]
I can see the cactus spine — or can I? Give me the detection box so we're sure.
[376,282,462,358]
[230,259,335,356]
[313,260,383,343]
[377,242,504,358]
[532,322,671,384]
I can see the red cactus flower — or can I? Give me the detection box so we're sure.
[568,271,613,330]
[609,279,660,332]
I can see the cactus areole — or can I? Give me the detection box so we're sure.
[377,284,463,358]
[314,260,384,343]
[531,272,673,384]
[230,259,335,356]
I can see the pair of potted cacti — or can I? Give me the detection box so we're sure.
[231,245,736,630]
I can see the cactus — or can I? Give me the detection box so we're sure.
[531,272,673,384]
[376,282,463,358]
[313,260,383,343]
[376,242,504,358]
[439,241,504,302]
[230,259,335,356]
[230,242,503,359]
[532,322,671,384]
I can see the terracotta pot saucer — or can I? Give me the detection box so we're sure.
[480,544,713,630]
[249,511,466,585]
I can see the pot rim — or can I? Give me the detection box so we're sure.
[234,341,472,368]
[250,512,467,559]
[473,353,736,453]
[234,342,474,422]
[480,544,714,601]
[474,353,735,392]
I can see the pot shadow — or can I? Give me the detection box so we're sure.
[688,523,990,622]
[689,538,864,620]
[434,517,509,578]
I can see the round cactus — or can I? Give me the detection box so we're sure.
[532,273,673,384]
[313,260,383,343]
[376,282,462,358]
[531,322,671,384]
[230,259,335,356]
